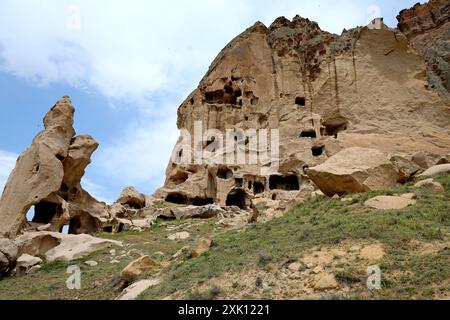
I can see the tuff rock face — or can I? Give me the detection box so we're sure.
[0,97,110,238]
[397,0,450,99]
[157,1,450,208]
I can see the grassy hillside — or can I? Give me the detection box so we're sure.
[0,175,448,300]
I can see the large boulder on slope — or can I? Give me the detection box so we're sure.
[306,148,399,196]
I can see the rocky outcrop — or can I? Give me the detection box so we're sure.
[418,164,450,178]
[0,97,110,238]
[364,196,416,210]
[397,0,450,99]
[116,186,146,209]
[158,2,450,209]
[306,148,399,196]
[120,256,161,284]
[14,231,122,262]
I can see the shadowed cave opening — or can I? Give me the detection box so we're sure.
[32,201,61,225]
[192,197,214,206]
[300,130,317,138]
[171,171,189,185]
[312,145,325,157]
[269,175,300,191]
[323,118,348,138]
[217,167,233,180]
[226,189,248,210]
[165,193,189,205]
[295,97,306,106]
[204,85,242,106]
[69,213,98,235]
[253,182,265,194]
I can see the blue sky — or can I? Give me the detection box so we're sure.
[0,0,421,203]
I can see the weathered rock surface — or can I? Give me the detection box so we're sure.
[418,164,450,178]
[0,238,18,274]
[15,254,42,274]
[414,178,445,192]
[120,256,161,283]
[306,148,399,196]
[116,187,146,209]
[157,1,450,208]
[398,0,450,99]
[116,278,161,300]
[191,238,212,258]
[14,231,122,262]
[0,252,9,274]
[0,97,110,238]
[364,196,416,210]
[168,231,190,241]
[314,273,339,291]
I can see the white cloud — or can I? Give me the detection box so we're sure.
[92,111,179,194]
[0,150,17,194]
[0,0,376,107]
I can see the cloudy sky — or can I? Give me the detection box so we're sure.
[0,0,420,203]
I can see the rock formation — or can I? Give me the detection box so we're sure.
[397,0,450,99]
[0,97,110,238]
[306,148,399,196]
[157,0,450,208]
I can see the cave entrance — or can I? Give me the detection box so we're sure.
[205,90,225,104]
[312,145,325,157]
[172,171,189,185]
[253,182,265,194]
[295,97,306,106]
[68,213,98,235]
[269,175,300,191]
[165,193,189,205]
[192,197,214,206]
[323,118,348,138]
[32,201,61,224]
[226,189,248,210]
[217,167,233,180]
[300,130,317,138]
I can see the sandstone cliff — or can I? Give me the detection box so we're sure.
[157,1,450,209]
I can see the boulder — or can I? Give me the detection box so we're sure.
[191,238,212,258]
[116,278,161,300]
[15,254,42,274]
[400,193,417,200]
[0,238,18,262]
[411,151,430,169]
[120,256,161,283]
[414,179,445,193]
[314,274,339,291]
[14,231,122,262]
[390,155,421,183]
[418,164,450,178]
[0,252,9,273]
[364,196,416,210]
[306,148,399,196]
[116,187,146,209]
[85,260,98,267]
[168,232,190,241]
